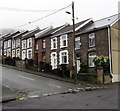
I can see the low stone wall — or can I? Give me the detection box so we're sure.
[16,60,26,69]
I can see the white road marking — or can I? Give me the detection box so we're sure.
[29,95,38,98]
[17,75,34,81]
[49,84,61,88]
[56,86,61,88]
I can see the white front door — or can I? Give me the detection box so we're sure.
[77,60,80,73]
[51,52,57,70]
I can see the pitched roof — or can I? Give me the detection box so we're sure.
[3,31,20,40]
[77,14,119,35]
[51,19,91,37]
[0,33,10,39]
[22,28,40,39]
[35,24,68,39]
[12,30,28,39]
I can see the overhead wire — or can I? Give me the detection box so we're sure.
[0,5,60,12]
[11,4,72,29]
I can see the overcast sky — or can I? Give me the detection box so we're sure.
[0,0,119,30]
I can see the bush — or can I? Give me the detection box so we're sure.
[79,62,88,73]
[93,55,110,73]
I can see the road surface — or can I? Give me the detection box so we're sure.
[1,65,80,97]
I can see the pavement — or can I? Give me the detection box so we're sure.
[0,85,19,103]
[1,64,120,103]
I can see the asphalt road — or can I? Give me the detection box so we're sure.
[1,65,80,97]
[3,87,119,109]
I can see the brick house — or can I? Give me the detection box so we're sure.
[50,19,92,70]
[21,28,40,61]
[35,24,68,65]
[75,14,119,82]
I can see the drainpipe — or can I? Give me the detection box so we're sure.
[107,26,112,76]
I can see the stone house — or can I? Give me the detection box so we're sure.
[50,19,92,71]
[11,30,28,59]
[3,31,20,58]
[21,28,40,61]
[75,14,120,82]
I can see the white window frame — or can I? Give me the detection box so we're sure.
[12,40,16,49]
[16,48,20,58]
[88,52,96,67]
[16,39,20,48]
[42,39,46,49]
[22,50,26,60]
[51,37,57,50]
[59,50,69,65]
[51,52,57,70]
[8,40,11,48]
[89,33,95,47]
[22,40,26,49]
[7,49,11,57]
[27,49,32,59]
[60,34,68,48]
[36,42,38,50]
[4,50,7,56]
[12,50,15,58]
[27,38,32,48]
[75,37,81,50]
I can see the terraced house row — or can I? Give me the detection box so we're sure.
[0,14,120,82]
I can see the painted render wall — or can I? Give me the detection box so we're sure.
[111,20,120,82]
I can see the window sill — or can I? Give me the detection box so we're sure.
[60,46,67,49]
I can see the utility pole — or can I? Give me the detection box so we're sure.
[72,2,77,83]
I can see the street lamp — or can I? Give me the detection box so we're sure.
[66,2,77,83]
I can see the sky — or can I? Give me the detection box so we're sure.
[0,0,119,30]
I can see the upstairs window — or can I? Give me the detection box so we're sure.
[42,39,46,49]
[22,40,26,49]
[51,37,57,50]
[89,33,95,47]
[88,52,96,67]
[16,49,20,57]
[12,40,15,49]
[16,39,20,48]
[75,37,81,50]
[60,34,68,48]
[8,40,11,48]
[27,38,32,48]
[36,42,38,50]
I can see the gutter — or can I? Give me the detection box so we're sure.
[107,26,112,76]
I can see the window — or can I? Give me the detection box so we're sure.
[16,39,20,48]
[51,52,57,70]
[59,50,69,64]
[42,39,46,49]
[27,49,32,59]
[4,41,7,49]
[51,37,57,50]
[27,38,32,48]
[22,50,26,60]
[4,50,6,56]
[60,34,68,48]
[12,50,15,58]
[12,40,15,49]
[7,49,11,57]
[36,42,38,50]
[8,40,11,48]
[16,49,20,57]
[22,40,26,49]
[89,33,95,47]
[75,37,81,49]
[88,52,96,67]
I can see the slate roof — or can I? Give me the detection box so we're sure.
[12,30,28,39]
[77,14,119,35]
[51,19,91,37]
[22,28,40,39]
[0,33,10,39]
[3,31,20,40]
[35,24,68,39]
